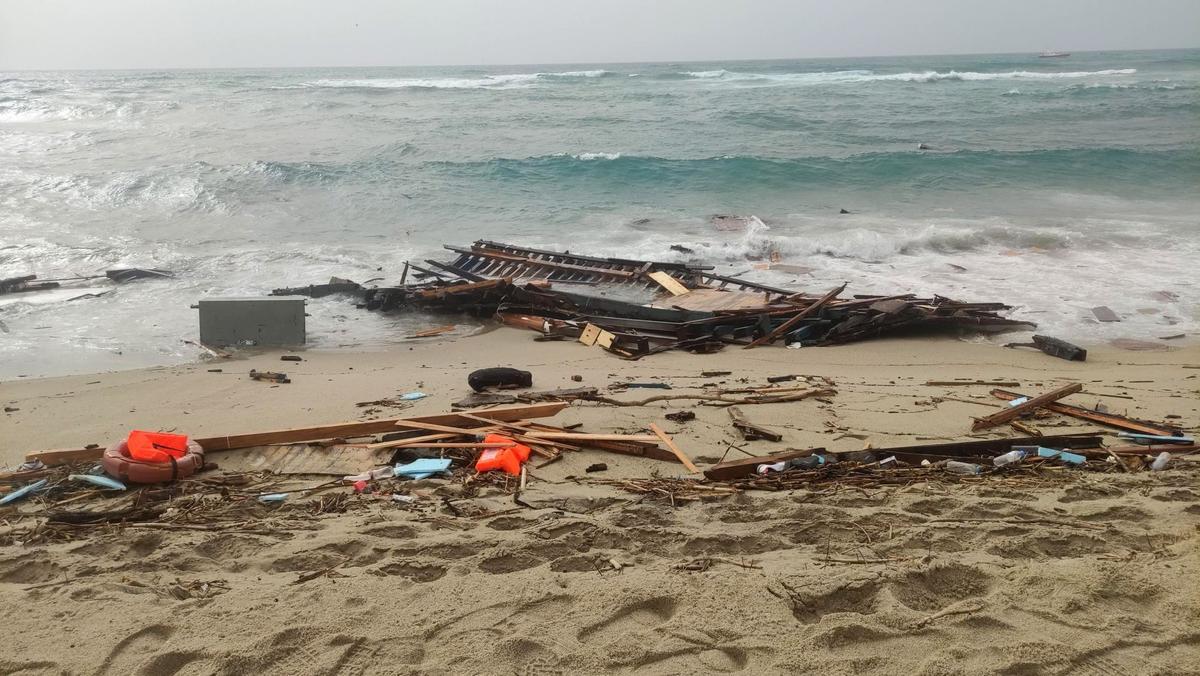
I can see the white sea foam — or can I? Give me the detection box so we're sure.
[543,70,611,78]
[574,152,622,160]
[678,67,1138,85]
[296,69,612,90]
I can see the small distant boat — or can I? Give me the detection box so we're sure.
[1038,51,1070,58]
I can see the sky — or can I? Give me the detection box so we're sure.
[1,0,1199,70]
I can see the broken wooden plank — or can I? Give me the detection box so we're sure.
[1006,335,1087,361]
[15,447,103,468]
[970,383,1083,431]
[25,402,572,465]
[406,325,456,339]
[991,389,1183,436]
[648,423,699,473]
[745,283,846,349]
[704,448,825,481]
[360,432,459,450]
[926,380,1020,387]
[522,433,661,443]
[393,420,496,435]
[859,434,1102,460]
[727,407,782,442]
[647,271,690,296]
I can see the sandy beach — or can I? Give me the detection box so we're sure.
[2,331,1198,675]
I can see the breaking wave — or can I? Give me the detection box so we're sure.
[292,69,615,90]
[673,67,1138,85]
[0,98,178,123]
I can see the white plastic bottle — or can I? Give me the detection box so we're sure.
[1151,452,1171,472]
[945,461,983,475]
[993,449,1027,467]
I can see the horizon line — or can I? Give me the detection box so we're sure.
[1,45,1196,74]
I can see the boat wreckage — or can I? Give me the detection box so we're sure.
[274,240,1035,359]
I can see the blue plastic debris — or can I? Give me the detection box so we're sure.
[1116,432,1193,445]
[258,493,289,503]
[0,479,48,506]
[400,391,427,401]
[394,458,452,479]
[1037,447,1086,465]
[68,474,127,491]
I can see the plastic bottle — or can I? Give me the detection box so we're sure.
[756,461,788,474]
[1151,452,1171,471]
[945,461,983,475]
[993,449,1027,467]
[343,466,395,483]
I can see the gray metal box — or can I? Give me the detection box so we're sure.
[197,297,306,347]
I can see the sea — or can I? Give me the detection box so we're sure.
[1,49,1197,377]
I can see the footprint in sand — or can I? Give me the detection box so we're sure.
[577,596,677,645]
[97,624,212,676]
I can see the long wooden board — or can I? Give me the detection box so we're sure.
[522,432,661,443]
[970,383,1082,431]
[704,448,825,481]
[649,423,700,473]
[25,402,569,466]
[990,389,1182,436]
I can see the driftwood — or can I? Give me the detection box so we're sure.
[582,388,837,408]
[727,407,782,442]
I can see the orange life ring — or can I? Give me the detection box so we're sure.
[102,440,206,484]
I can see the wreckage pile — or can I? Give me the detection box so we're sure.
[276,240,1035,358]
[6,380,1193,526]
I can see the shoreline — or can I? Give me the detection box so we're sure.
[4,327,1196,464]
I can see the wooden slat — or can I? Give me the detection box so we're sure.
[971,383,1083,431]
[649,423,700,473]
[647,271,690,296]
[394,420,495,435]
[991,389,1181,436]
[15,447,102,467]
[522,432,661,442]
[359,432,459,449]
[745,283,846,349]
[25,402,570,465]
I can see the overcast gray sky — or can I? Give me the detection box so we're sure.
[2,0,1198,70]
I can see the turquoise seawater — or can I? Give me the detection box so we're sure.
[1,50,1197,375]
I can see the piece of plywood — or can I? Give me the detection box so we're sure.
[1091,306,1121,322]
[652,289,770,312]
[578,323,602,346]
[647,271,690,296]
